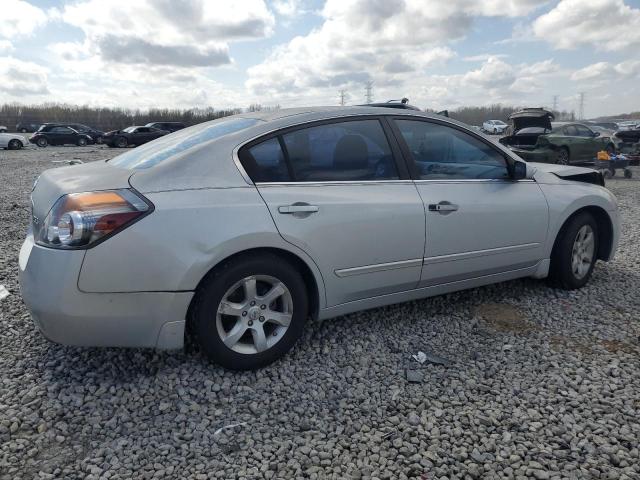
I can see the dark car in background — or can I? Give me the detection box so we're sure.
[65,123,105,144]
[16,122,42,133]
[29,124,94,147]
[500,109,616,164]
[102,126,169,148]
[145,121,186,133]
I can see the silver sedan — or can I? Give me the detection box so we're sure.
[19,107,619,370]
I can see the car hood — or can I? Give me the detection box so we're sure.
[530,162,604,186]
[508,109,554,131]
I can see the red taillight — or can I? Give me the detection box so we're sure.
[36,189,152,249]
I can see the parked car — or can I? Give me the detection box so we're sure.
[29,124,94,147]
[482,120,508,134]
[16,122,42,133]
[0,132,28,149]
[102,126,169,148]
[614,126,640,144]
[65,123,105,144]
[145,122,186,133]
[500,109,616,164]
[0,125,7,133]
[20,107,619,370]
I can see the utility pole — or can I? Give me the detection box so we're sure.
[339,90,347,106]
[365,81,374,104]
[578,92,585,120]
[552,95,558,112]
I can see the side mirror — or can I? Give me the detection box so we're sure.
[593,131,600,137]
[511,160,534,180]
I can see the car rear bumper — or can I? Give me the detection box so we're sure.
[18,233,192,350]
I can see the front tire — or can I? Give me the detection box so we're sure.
[77,137,87,146]
[548,212,598,290]
[115,136,127,148]
[192,254,309,370]
[36,137,48,147]
[7,139,22,150]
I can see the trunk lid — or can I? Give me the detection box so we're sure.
[508,108,554,132]
[31,161,132,227]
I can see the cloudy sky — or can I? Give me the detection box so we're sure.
[1,0,640,117]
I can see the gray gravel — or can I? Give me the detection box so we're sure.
[1,146,640,479]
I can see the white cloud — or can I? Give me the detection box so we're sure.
[0,0,47,39]
[571,60,640,82]
[463,57,516,88]
[0,57,49,96]
[0,40,14,54]
[246,0,544,102]
[571,62,611,81]
[533,0,640,51]
[57,0,275,68]
[272,0,304,17]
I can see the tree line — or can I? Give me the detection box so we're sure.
[2,101,627,133]
[0,103,242,132]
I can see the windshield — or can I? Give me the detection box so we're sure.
[123,127,137,133]
[109,117,259,169]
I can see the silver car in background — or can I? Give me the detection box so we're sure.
[19,107,619,370]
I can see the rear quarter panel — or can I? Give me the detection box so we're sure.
[77,186,327,306]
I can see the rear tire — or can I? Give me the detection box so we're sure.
[547,212,598,290]
[192,254,309,370]
[20,128,27,133]
[555,147,570,165]
[36,137,48,147]
[7,139,22,150]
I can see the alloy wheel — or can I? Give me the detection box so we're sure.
[571,225,595,279]
[216,275,293,355]
[557,149,569,165]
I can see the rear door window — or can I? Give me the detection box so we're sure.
[282,119,398,182]
[564,125,579,136]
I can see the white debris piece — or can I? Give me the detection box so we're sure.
[412,351,427,364]
[0,285,9,301]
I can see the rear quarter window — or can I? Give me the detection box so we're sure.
[109,117,259,169]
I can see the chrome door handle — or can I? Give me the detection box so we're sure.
[428,201,459,214]
[278,204,319,214]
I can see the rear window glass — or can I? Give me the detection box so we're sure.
[282,120,398,181]
[109,117,259,170]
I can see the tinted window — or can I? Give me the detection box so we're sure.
[395,120,509,180]
[575,125,593,137]
[137,128,150,133]
[242,138,290,182]
[564,125,578,136]
[282,120,398,181]
[51,126,72,133]
[110,117,259,170]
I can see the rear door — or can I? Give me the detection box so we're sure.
[575,124,600,160]
[390,117,549,287]
[48,126,72,145]
[133,127,152,144]
[238,117,426,306]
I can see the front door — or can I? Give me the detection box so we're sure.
[239,118,426,306]
[391,118,549,287]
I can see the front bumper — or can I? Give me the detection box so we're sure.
[18,234,192,349]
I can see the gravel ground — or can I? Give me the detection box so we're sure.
[1,146,639,480]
